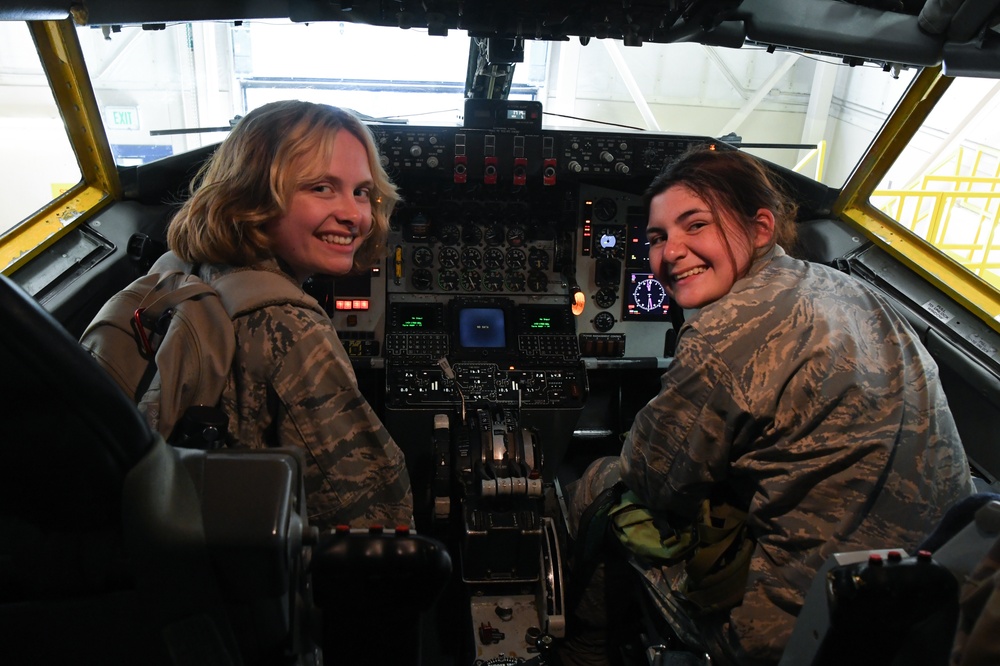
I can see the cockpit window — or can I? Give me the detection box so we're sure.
[0,22,82,237]
[873,75,1000,293]
[75,21,536,162]
[75,19,914,190]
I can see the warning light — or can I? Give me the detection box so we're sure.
[335,299,369,311]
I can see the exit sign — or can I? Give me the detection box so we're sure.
[106,106,140,131]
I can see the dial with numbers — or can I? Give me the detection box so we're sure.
[485,223,505,246]
[412,246,434,267]
[505,271,526,292]
[527,270,548,293]
[595,287,618,309]
[461,247,482,269]
[593,311,616,332]
[461,270,482,291]
[438,222,460,245]
[438,246,459,269]
[632,277,666,312]
[412,268,433,290]
[484,270,504,292]
[506,225,526,247]
[438,270,459,291]
[506,248,526,269]
[528,248,549,270]
[483,247,505,269]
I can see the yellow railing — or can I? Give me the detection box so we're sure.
[873,146,1000,290]
[793,140,827,183]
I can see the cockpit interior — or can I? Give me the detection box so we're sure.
[4,1,1000,665]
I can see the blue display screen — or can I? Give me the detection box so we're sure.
[458,307,506,348]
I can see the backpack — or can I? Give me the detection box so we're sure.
[570,481,753,618]
[607,489,753,614]
[80,251,325,443]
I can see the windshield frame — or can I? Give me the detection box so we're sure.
[833,66,1000,333]
[0,18,119,275]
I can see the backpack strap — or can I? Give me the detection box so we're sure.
[133,274,217,355]
[567,480,628,616]
[210,269,326,319]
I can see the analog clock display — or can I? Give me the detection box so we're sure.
[632,277,665,312]
[623,272,670,321]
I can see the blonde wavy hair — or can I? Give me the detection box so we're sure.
[167,101,399,273]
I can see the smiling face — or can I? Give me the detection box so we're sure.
[263,130,374,283]
[647,184,774,309]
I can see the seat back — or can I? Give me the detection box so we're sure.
[0,273,156,604]
[0,273,453,665]
[0,274,303,664]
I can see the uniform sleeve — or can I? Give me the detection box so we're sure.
[619,326,751,522]
[263,307,413,530]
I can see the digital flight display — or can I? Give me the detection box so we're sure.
[623,272,670,321]
[389,302,444,331]
[518,304,573,334]
[401,313,428,329]
[457,307,507,348]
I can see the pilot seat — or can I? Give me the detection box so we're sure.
[0,272,450,666]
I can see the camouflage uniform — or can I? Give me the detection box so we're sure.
[568,246,974,665]
[203,259,413,532]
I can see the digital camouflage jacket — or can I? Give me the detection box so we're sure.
[619,246,975,664]
[205,260,413,531]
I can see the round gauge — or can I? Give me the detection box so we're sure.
[595,287,618,309]
[438,222,461,245]
[595,226,624,255]
[412,246,434,268]
[438,246,459,269]
[593,197,618,221]
[483,247,505,269]
[505,225,526,247]
[462,223,483,245]
[461,247,482,269]
[505,271,526,292]
[527,270,548,293]
[593,311,616,332]
[461,270,482,291]
[527,248,550,270]
[505,248,526,269]
[438,269,459,291]
[632,277,666,312]
[484,223,505,246]
[483,269,504,292]
[411,268,433,291]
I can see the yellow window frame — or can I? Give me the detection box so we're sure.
[0,17,120,275]
[835,65,1000,334]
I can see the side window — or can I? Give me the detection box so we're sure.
[872,76,1000,291]
[0,22,82,237]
